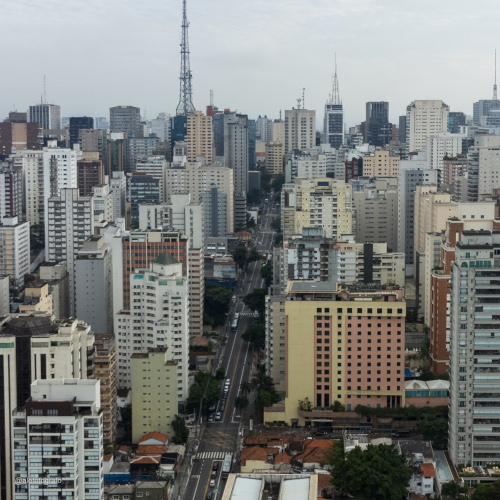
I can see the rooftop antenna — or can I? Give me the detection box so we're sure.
[332,54,341,105]
[43,75,46,104]
[176,0,195,116]
[210,90,214,107]
[494,49,498,100]
[279,109,282,121]
[302,88,306,109]
[296,97,301,109]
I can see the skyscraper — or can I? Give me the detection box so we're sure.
[110,105,141,137]
[285,108,316,153]
[186,110,213,163]
[68,116,93,147]
[365,101,391,147]
[323,61,343,149]
[29,103,61,130]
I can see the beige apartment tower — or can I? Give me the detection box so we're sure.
[362,149,400,177]
[186,110,213,164]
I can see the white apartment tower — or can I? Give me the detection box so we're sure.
[0,217,30,291]
[110,171,127,220]
[405,100,450,153]
[47,189,94,316]
[285,108,316,153]
[115,255,190,400]
[12,379,103,500]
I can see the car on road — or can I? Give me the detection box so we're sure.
[213,462,219,471]
[215,412,222,421]
[206,491,213,500]
[211,470,217,479]
[209,479,216,488]
[258,241,262,245]
[225,379,230,385]
[208,414,214,423]
[220,404,225,412]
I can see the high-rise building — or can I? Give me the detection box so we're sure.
[365,101,391,147]
[28,103,61,130]
[135,158,167,202]
[0,166,22,219]
[151,112,171,142]
[323,63,343,149]
[131,348,179,443]
[0,216,30,292]
[0,276,8,316]
[289,178,353,241]
[248,118,256,168]
[77,158,104,196]
[186,110,213,163]
[397,154,438,276]
[264,283,406,426]
[361,149,399,177]
[47,189,94,316]
[110,171,127,220]
[265,141,284,176]
[110,105,141,137]
[353,177,399,252]
[448,111,466,133]
[448,230,500,466]
[75,235,113,334]
[164,162,234,234]
[0,122,41,156]
[68,116,93,147]
[128,136,159,173]
[256,115,271,142]
[200,185,228,237]
[107,132,129,172]
[0,314,95,500]
[22,145,80,226]
[92,184,114,222]
[94,333,118,442]
[18,282,53,315]
[405,100,449,153]
[288,150,327,180]
[79,128,106,162]
[115,254,189,400]
[223,113,248,228]
[425,132,466,172]
[286,108,316,153]
[39,262,70,320]
[12,379,103,500]
[473,99,500,125]
[399,115,406,143]
[129,173,160,228]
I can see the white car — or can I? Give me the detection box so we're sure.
[210,479,216,488]
[215,412,222,421]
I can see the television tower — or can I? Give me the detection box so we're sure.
[494,49,498,100]
[176,0,195,116]
[331,54,341,105]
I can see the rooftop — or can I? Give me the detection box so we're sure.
[153,252,179,265]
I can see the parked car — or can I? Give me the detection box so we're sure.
[213,462,219,471]
[209,479,216,488]
[215,412,222,421]
[206,491,213,500]
[208,414,214,423]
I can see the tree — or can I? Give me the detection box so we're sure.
[240,381,252,395]
[441,481,469,500]
[274,233,283,246]
[233,245,248,270]
[271,218,281,233]
[30,223,45,251]
[215,367,225,381]
[246,213,256,229]
[243,289,267,317]
[171,414,189,444]
[255,390,277,408]
[271,174,285,192]
[247,247,260,266]
[242,324,265,349]
[260,261,273,288]
[330,443,413,500]
[247,188,262,205]
[330,400,345,412]
[120,404,132,443]
[298,397,314,412]
[186,372,221,413]
[472,480,500,500]
[418,415,448,449]
[234,395,249,411]
[204,283,233,327]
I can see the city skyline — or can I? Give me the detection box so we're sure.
[2,0,498,126]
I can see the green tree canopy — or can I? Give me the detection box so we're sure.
[271,174,285,192]
[274,233,283,246]
[243,289,267,317]
[260,261,273,288]
[242,324,265,349]
[233,244,248,270]
[246,213,256,229]
[441,480,469,500]
[204,283,234,327]
[215,367,225,381]
[120,404,132,442]
[330,443,413,500]
[298,397,314,411]
[331,400,345,412]
[234,395,249,411]
[418,415,448,449]
[472,480,500,500]
[171,414,189,444]
[240,381,252,395]
[186,372,221,413]
[271,217,281,233]
[247,247,260,265]
[247,188,262,205]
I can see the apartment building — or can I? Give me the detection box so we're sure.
[361,149,399,177]
[285,108,316,153]
[0,216,30,292]
[186,110,213,163]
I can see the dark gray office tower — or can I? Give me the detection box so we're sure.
[365,102,391,147]
[398,115,406,143]
[129,173,160,228]
[69,116,94,147]
[110,106,141,137]
[213,113,225,156]
[447,112,466,133]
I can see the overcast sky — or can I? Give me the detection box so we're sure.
[2,0,498,128]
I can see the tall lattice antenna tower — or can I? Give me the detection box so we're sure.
[176,0,195,116]
[494,49,498,100]
[331,54,341,105]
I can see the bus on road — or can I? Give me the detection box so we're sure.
[231,313,240,332]
[222,453,232,479]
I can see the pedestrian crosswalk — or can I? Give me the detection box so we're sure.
[239,312,255,317]
[196,451,230,460]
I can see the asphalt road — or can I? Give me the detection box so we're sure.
[183,210,275,500]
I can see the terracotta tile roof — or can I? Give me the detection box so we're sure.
[136,445,167,455]
[304,439,334,449]
[119,445,130,452]
[138,431,169,444]
[240,447,269,462]
[192,336,210,345]
[295,446,330,464]
[243,434,292,446]
[268,440,284,447]
[274,453,291,464]
[103,454,113,462]
[131,455,162,465]
[317,473,333,490]
[420,463,436,478]
[265,447,279,455]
